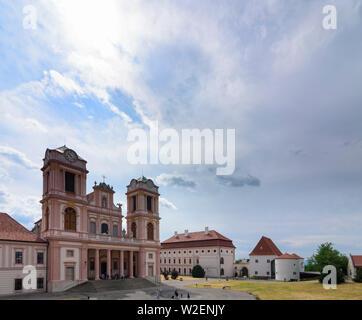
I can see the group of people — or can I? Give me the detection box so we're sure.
[155,288,190,300]
[100,273,127,280]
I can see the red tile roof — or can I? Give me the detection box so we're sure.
[161,230,235,248]
[351,255,362,267]
[291,253,303,259]
[276,253,299,260]
[249,236,282,256]
[163,230,232,243]
[0,213,46,243]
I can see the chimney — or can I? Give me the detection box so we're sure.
[174,231,178,238]
[205,226,209,235]
[184,229,189,237]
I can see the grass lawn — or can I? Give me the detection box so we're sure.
[161,275,205,281]
[187,280,362,300]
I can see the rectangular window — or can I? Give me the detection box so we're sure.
[37,252,44,264]
[90,260,95,271]
[37,278,44,289]
[66,267,75,280]
[148,253,153,259]
[147,196,152,211]
[132,196,137,211]
[15,251,23,264]
[66,250,74,257]
[65,172,75,193]
[113,225,118,236]
[14,279,22,291]
[90,222,96,234]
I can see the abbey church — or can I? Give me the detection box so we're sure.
[0,146,161,294]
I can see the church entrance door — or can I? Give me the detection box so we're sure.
[101,262,107,278]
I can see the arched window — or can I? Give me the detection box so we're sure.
[64,207,76,231]
[131,222,137,238]
[220,257,224,264]
[101,223,109,234]
[220,268,224,276]
[147,223,154,240]
[102,197,107,208]
[45,208,49,230]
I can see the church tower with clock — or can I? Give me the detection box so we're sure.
[41,146,89,236]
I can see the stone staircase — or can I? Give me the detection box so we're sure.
[67,278,156,293]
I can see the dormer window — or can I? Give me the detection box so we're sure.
[102,197,107,208]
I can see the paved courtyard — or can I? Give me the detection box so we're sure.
[0,278,256,300]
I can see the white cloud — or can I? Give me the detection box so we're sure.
[159,197,177,210]
[0,146,38,169]
[0,185,41,222]
[156,173,196,190]
[46,70,84,96]
[73,102,85,109]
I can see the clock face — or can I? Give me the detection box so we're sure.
[64,149,78,162]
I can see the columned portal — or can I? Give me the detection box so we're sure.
[88,249,140,280]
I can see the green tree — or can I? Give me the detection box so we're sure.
[306,242,347,284]
[192,265,205,278]
[354,268,362,283]
[161,270,169,280]
[171,269,179,280]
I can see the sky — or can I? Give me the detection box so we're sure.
[0,0,362,260]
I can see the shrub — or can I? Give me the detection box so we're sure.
[354,268,362,283]
[162,271,169,280]
[171,269,179,280]
[192,265,205,278]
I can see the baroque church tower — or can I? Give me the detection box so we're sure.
[126,176,161,278]
[40,146,89,236]
[126,176,160,242]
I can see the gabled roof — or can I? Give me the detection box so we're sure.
[351,255,362,267]
[162,230,234,245]
[249,236,282,256]
[0,213,46,243]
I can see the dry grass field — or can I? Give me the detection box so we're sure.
[187,280,362,300]
[161,275,205,281]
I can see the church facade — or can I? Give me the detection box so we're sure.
[40,146,161,292]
